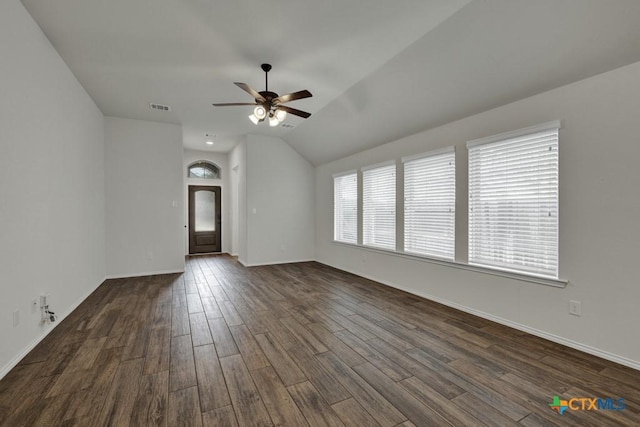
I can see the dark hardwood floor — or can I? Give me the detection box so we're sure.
[1,254,639,426]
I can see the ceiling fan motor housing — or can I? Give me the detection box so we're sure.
[258,91,279,103]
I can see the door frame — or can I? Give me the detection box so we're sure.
[188,185,222,254]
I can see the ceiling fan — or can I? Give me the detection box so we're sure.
[213,63,312,126]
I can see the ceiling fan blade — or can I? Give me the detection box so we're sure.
[212,102,259,107]
[234,82,266,102]
[273,90,312,105]
[277,105,311,119]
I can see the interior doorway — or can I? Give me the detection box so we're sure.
[188,185,221,254]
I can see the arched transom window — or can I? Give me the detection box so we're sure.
[188,161,220,179]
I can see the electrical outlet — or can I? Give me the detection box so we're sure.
[569,300,582,316]
[40,294,48,308]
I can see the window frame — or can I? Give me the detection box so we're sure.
[467,121,560,279]
[333,171,358,244]
[362,161,397,250]
[402,146,456,261]
[188,161,221,179]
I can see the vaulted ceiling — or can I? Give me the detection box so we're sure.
[21,0,640,165]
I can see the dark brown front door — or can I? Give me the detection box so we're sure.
[188,185,221,254]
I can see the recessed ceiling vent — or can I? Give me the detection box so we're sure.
[281,123,296,129]
[149,102,171,112]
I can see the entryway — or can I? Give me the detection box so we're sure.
[188,185,221,254]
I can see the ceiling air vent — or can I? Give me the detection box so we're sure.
[281,123,296,129]
[149,102,171,112]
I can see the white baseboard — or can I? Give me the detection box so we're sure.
[0,277,106,381]
[415,288,640,371]
[318,261,640,371]
[239,258,315,267]
[105,269,184,280]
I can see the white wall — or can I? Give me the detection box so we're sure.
[0,0,106,377]
[229,140,247,260]
[316,61,640,369]
[183,149,230,254]
[228,135,315,266]
[244,135,315,266]
[105,117,184,277]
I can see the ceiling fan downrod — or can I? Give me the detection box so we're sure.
[261,63,272,93]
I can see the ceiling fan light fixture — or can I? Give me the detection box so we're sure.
[214,64,312,126]
[275,109,287,122]
[254,105,267,119]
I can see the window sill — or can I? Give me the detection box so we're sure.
[331,240,568,288]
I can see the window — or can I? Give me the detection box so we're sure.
[363,163,396,250]
[334,172,358,244]
[188,161,220,179]
[403,147,456,260]
[468,121,559,278]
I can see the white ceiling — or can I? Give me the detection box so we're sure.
[20,0,640,165]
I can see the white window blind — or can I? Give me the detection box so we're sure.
[468,122,559,278]
[363,163,396,250]
[334,172,358,244]
[403,148,456,260]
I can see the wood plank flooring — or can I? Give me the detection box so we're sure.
[1,254,639,426]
